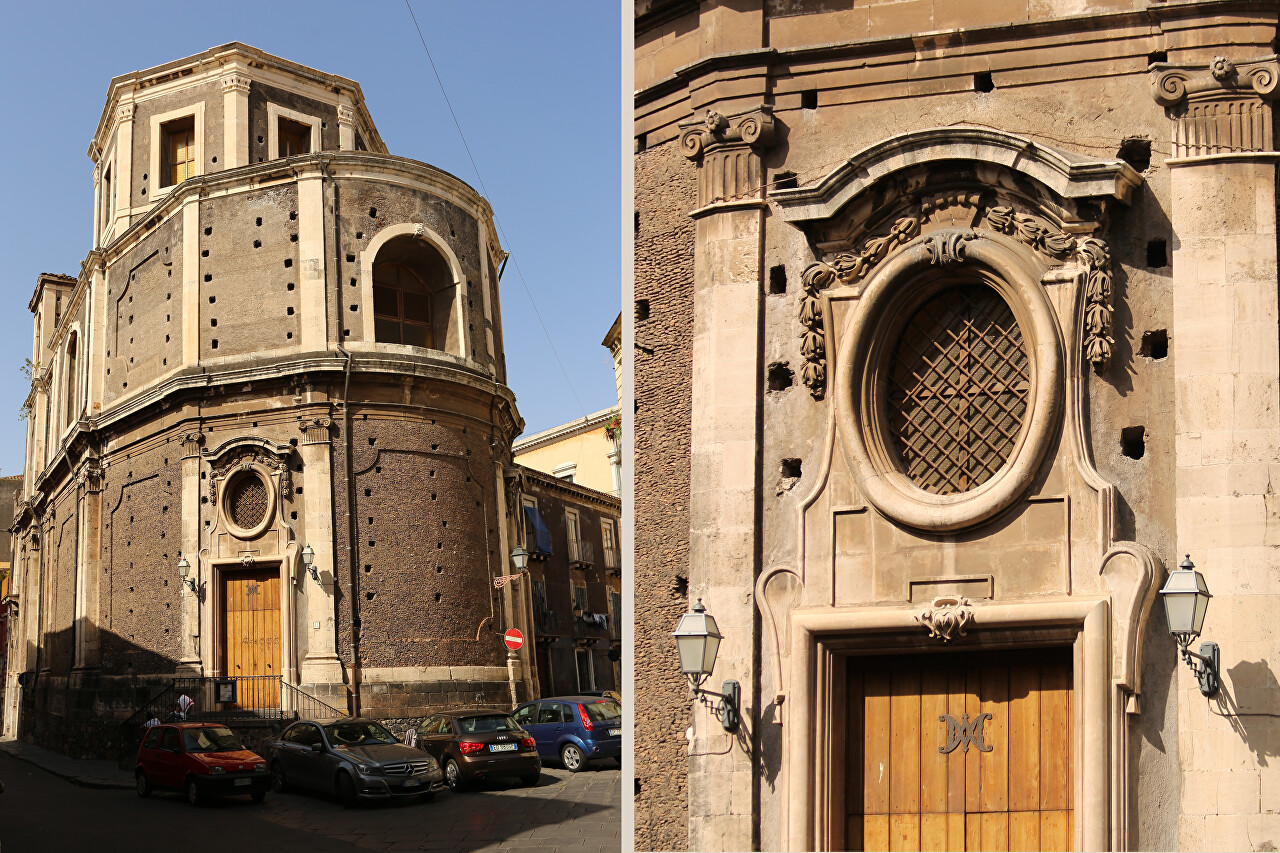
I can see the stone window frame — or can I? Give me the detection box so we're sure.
[833,230,1063,533]
[148,102,205,204]
[519,494,539,551]
[267,103,322,161]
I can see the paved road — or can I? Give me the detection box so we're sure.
[0,752,621,853]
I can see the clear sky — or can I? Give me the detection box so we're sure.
[0,1,622,476]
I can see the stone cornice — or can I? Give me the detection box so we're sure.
[515,463,621,514]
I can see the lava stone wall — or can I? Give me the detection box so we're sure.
[199,186,301,359]
[105,216,183,403]
[38,484,80,674]
[249,82,341,160]
[98,440,183,676]
[128,80,225,205]
[332,409,506,671]
[633,137,696,851]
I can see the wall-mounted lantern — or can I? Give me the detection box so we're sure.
[301,544,319,585]
[177,555,196,594]
[673,598,739,732]
[510,546,529,573]
[1159,554,1219,696]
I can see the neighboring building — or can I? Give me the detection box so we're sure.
[5,44,536,755]
[513,407,621,496]
[636,2,1280,852]
[513,314,624,496]
[0,475,23,732]
[512,465,622,696]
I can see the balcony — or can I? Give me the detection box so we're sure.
[568,538,595,568]
[573,609,610,640]
[603,547,621,574]
[534,608,560,638]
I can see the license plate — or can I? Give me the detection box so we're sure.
[490,743,517,752]
[402,778,421,787]
[234,778,252,787]
[609,729,621,737]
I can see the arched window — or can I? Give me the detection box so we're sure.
[370,235,454,351]
[64,334,78,430]
[372,262,433,348]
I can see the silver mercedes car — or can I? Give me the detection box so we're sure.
[267,718,445,806]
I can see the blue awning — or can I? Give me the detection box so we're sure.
[523,505,553,555]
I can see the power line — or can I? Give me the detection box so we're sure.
[402,0,588,420]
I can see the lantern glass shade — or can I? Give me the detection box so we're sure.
[177,556,191,581]
[301,544,315,567]
[673,604,721,679]
[1160,560,1211,638]
[510,547,530,572]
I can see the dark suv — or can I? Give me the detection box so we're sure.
[412,709,540,791]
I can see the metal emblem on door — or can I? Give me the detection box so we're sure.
[938,713,992,754]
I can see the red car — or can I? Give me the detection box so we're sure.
[135,722,271,805]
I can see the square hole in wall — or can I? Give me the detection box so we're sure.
[635,299,650,321]
[974,72,994,93]
[1119,138,1152,172]
[1141,329,1168,360]
[1146,239,1167,268]
[769,265,787,294]
[1121,426,1145,460]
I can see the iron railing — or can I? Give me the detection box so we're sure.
[567,539,595,567]
[603,547,621,572]
[282,681,347,720]
[534,608,560,638]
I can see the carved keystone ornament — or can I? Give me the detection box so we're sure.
[915,596,975,642]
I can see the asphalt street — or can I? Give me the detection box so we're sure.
[0,752,621,853]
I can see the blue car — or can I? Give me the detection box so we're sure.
[512,696,623,772]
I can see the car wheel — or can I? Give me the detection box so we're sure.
[520,771,540,787]
[336,772,358,808]
[270,761,288,794]
[185,777,204,807]
[135,770,151,798]
[561,744,585,773]
[251,790,267,803]
[444,758,466,792]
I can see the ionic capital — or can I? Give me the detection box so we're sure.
[1151,55,1279,156]
[677,106,776,210]
[337,105,357,127]
[299,417,334,445]
[220,74,252,95]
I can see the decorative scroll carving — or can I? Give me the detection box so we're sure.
[76,461,104,494]
[923,229,976,268]
[220,74,252,95]
[208,448,291,503]
[299,417,333,446]
[830,216,920,283]
[916,596,974,642]
[1151,55,1280,156]
[986,206,1114,370]
[678,106,776,208]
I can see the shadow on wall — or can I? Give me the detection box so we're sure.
[1218,659,1280,767]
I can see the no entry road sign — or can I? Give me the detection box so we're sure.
[504,628,524,650]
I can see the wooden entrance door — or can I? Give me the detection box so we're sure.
[220,567,281,709]
[846,648,1072,852]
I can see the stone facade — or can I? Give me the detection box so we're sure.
[4,43,539,757]
[636,2,1280,851]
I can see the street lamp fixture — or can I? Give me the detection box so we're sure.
[1159,554,1219,696]
[177,555,196,594]
[673,598,739,732]
[510,547,529,572]
[301,544,319,584]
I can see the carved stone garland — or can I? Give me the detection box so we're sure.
[208,448,292,504]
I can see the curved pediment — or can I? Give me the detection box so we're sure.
[772,127,1141,229]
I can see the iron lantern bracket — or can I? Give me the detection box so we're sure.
[1178,639,1220,696]
[691,679,740,733]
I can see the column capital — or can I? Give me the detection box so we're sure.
[220,74,252,95]
[1151,54,1279,157]
[299,416,333,445]
[678,106,776,211]
[180,430,205,458]
[116,101,135,123]
[337,105,357,127]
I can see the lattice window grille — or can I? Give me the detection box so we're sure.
[887,284,1030,495]
[228,475,269,529]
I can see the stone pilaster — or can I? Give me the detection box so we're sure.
[181,197,200,367]
[337,103,357,151]
[679,104,775,852]
[113,101,134,235]
[1153,55,1280,851]
[220,73,252,169]
[298,417,344,684]
[179,430,204,673]
[71,461,103,674]
[296,174,328,352]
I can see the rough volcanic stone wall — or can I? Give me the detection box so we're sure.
[633,138,696,851]
[249,82,341,159]
[99,443,183,676]
[106,217,182,403]
[200,186,301,359]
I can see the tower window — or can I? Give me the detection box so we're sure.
[161,116,196,188]
[373,262,434,348]
[279,117,312,157]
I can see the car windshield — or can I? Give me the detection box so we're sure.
[182,726,244,753]
[584,700,622,722]
[456,715,520,734]
[324,721,398,746]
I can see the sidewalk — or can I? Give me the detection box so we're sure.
[0,738,133,789]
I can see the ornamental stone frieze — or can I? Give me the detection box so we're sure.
[678,106,776,210]
[1151,54,1279,156]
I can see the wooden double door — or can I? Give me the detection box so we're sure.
[845,648,1072,852]
[219,567,282,709]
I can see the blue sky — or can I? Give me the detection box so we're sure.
[0,1,622,476]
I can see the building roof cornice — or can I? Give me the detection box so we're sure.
[516,463,621,513]
[513,406,619,454]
